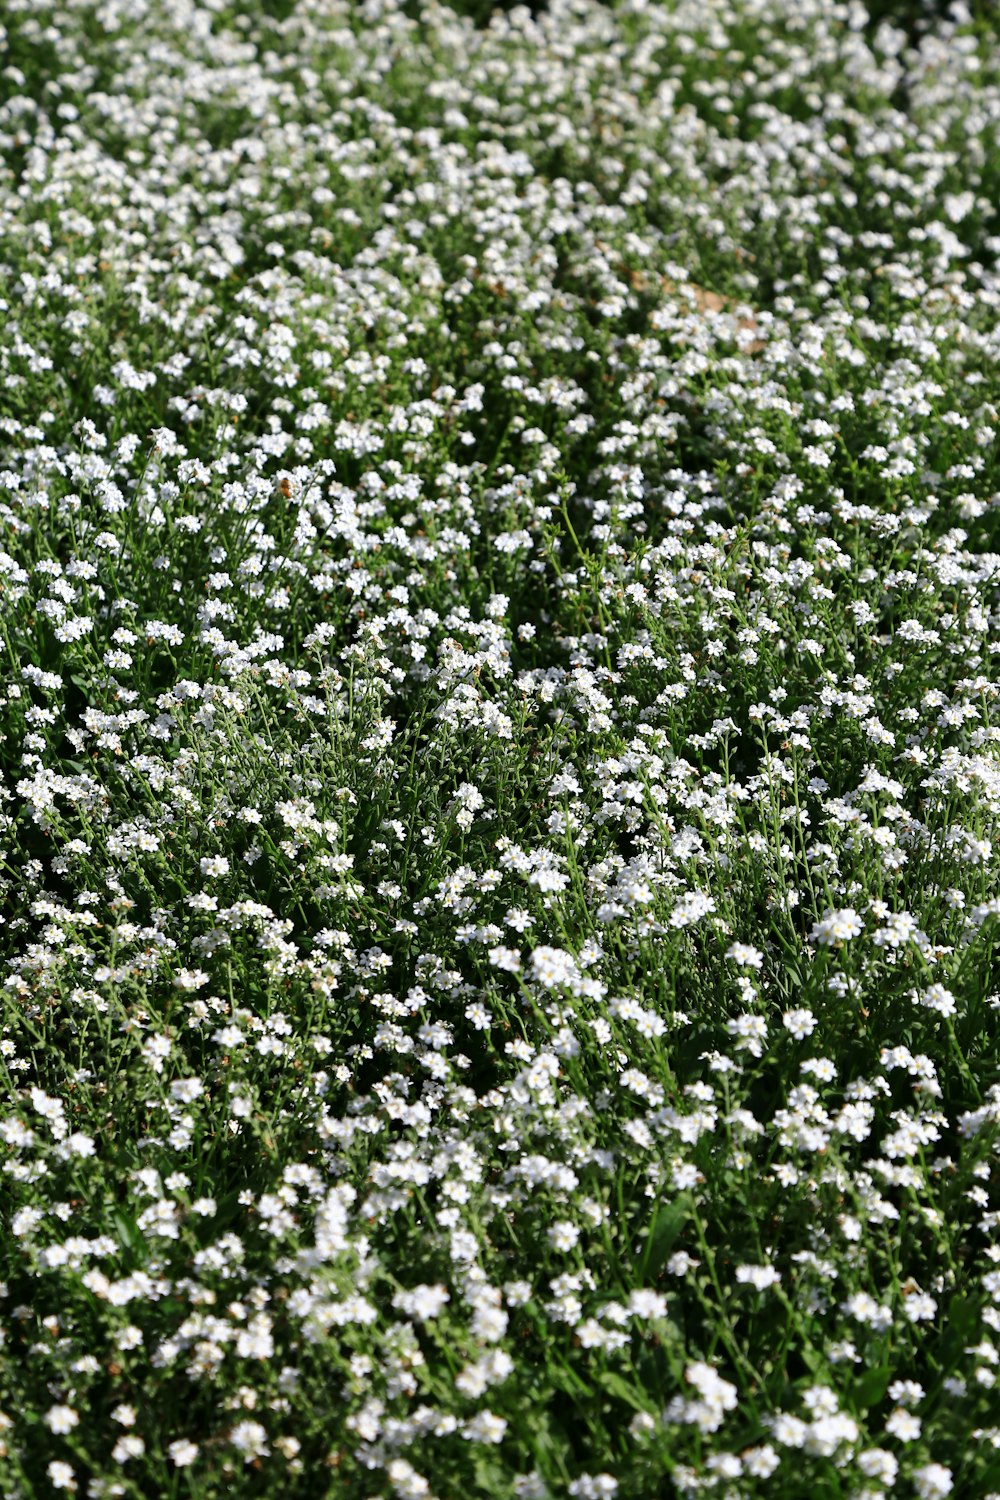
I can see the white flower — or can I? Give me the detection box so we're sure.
[727,1014,768,1056]
[169,1077,204,1103]
[548,1221,580,1252]
[168,1439,199,1467]
[810,909,864,947]
[903,1291,937,1323]
[857,1449,898,1485]
[568,1477,617,1498]
[531,946,580,991]
[670,891,716,928]
[915,984,957,1018]
[672,1163,701,1191]
[462,1410,508,1444]
[392,1284,450,1321]
[11,1206,43,1238]
[387,1459,431,1499]
[44,1407,79,1436]
[771,1413,808,1448]
[628,1289,668,1319]
[172,968,210,992]
[885,1407,921,1442]
[112,1435,145,1463]
[912,1464,953,1499]
[488,945,521,972]
[841,1292,893,1330]
[229,1420,269,1461]
[726,942,764,968]
[142,1034,172,1073]
[735,1264,781,1291]
[742,1445,780,1478]
[943,192,974,222]
[669,1361,739,1434]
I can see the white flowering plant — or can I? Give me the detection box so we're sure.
[0,0,999,1497]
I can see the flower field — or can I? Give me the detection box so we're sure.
[2,0,1000,1494]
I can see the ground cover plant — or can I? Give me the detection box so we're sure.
[2,0,1000,1494]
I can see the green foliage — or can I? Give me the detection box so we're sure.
[1,0,1000,1497]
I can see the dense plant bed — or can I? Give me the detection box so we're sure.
[1,1,1000,1496]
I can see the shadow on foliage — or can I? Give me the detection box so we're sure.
[429,0,996,35]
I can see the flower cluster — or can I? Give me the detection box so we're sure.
[0,0,999,1496]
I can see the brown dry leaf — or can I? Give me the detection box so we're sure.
[661,276,766,354]
[600,240,765,353]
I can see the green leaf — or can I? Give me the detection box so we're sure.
[549,1360,592,1402]
[853,1363,892,1412]
[640,1196,688,1278]
[472,1455,506,1491]
[944,1294,978,1342]
[112,1209,148,1265]
[799,1342,826,1376]
[597,1369,655,1413]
